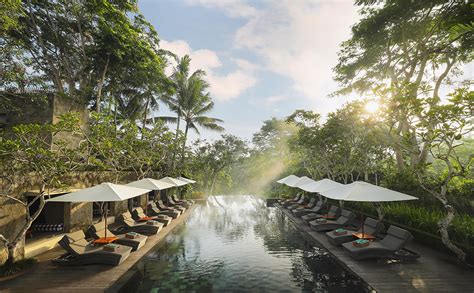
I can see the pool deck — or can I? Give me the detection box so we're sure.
[278,205,474,292]
[0,205,196,293]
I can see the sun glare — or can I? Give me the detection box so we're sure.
[365,101,379,113]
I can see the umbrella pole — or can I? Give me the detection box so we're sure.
[360,211,364,238]
[145,192,149,215]
[104,202,108,239]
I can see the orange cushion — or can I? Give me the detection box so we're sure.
[139,216,157,221]
[93,237,118,244]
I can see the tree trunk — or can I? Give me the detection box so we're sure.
[96,55,110,113]
[6,195,45,265]
[209,173,217,196]
[179,122,190,170]
[439,204,466,263]
[142,96,150,136]
[374,202,385,221]
[172,113,181,172]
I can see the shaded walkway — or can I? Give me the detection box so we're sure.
[278,206,474,292]
[0,205,196,293]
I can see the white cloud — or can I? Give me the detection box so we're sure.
[233,0,359,115]
[184,0,257,18]
[160,39,257,101]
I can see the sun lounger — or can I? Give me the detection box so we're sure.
[87,221,147,251]
[114,211,163,236]
[281,194,301,207]
[167,197,188,210]
[326,217,385,246]
[292,197,317,213]
[132,207,173,226]
[148,202,181,219]
[342,225,415,260]
[171,194,193,207]
[54,230,131,266]
[157,200,184,215]
[309,209,355,231]
[293,200,324,217]
[286,196,307,210]
[301,205,340,222]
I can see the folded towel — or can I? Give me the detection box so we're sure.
[333,228,347,236]
[353,239,370,247]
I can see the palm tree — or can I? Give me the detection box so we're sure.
[160,55,224,170]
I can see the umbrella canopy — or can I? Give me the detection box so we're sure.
[47,182,150,202]
[292,176,316,188]
[178,177,196,184]
[156,176,188,187]
[126,178,175,191]
[321,181,418,202]
[299,179,344,193]
[276,175,299,184]
[283,176,305,187]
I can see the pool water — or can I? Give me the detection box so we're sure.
[130,196,370,292]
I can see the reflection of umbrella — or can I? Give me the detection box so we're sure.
[127,178,175,213]
[47,183,150,238]
[321,181,418,237]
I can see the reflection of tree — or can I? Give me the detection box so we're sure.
[136,196,369,292]
[253,208,302,252]
[191,195,264,243]
[254,208,369,292]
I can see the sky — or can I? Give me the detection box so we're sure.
[138,0,361,142]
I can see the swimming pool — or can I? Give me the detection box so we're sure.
[128,195,370,292]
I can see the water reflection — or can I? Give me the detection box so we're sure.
[133,196,369,292]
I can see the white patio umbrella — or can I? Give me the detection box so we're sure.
[276,175,299,184]
[285,176,315,202]
[297,179,344,217]
[47,182,151,238]
[320,181,418,237]
[155,177,189,201]
[292,176,316,188]
[127,178,175,214]
[299,178,344,193]
[156,176,188,187]
[178,177,196,184]
[127,178,175,190]
[321,181,418,202]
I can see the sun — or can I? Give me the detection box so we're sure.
[365,101,379,113]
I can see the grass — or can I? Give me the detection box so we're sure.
[0,258,37,278]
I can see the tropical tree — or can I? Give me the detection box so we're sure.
[191,135,248,195]
[160,55,224,171]
[333,0,473,171]
[412,88,473,263]
[1,0,168,119]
